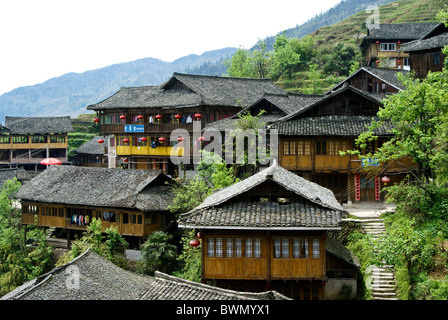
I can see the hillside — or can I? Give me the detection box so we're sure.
[311,0,447,47]
[0,47,237,123]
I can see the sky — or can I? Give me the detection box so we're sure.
[0,0,342,96]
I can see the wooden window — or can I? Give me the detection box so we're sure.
[254,238,261,258]
[105,114,123,124]
[226,238,233,257]
[283,141,296,155]
[316,141,327,155]
[274,238,289,259]
[312,238,320,258]
[434,52,441,65]
[245,238,253,258]
[144,213,157,225]
[328,141,347,155]
[297,140,311,155]
[380,43,396,51]
[207,237,223,258]
[292,238,309,258]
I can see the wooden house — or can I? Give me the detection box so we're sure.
[360,23,439,70]
[325,66,407,94]
[1,248,290,300]
[0,116,72,170]
[86,73,286,175]
[16,166,175,244]
[398,23,448,78]
[71,135,108,167]
[270,84,415,203]
[177,163,360,300]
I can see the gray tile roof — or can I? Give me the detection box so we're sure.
[361,23,440,43]
[1,249,290,300]
[16,166,173,212]
[177,201,342,230]
[271,115,392,137]
[398,32,448,52]
[326,237,360,268]
[73,135,106,155]
[178,163,344,230]
[88,73,286,111]
[4,116,73,134]
[325,67,408,94]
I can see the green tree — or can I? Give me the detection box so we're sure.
[172,229,202,282]
[269,33,301,80]
[139,231,178,275]
[225,47,256,78]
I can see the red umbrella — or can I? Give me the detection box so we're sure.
[41,158,62,166]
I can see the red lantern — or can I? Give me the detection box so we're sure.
[155,114,162,119]
[195,113,202,119]
[137,115,144,120]
[197,232,202,239]
[178,137,184,142]
[174,114,181,119]
[140,137,147,142]
[120,115,126,120]
[197,137,205,141]
[93,118,100,123]
[123,158,128,163]
[376,60,380,64]
[397,41,401,44]
[123,138,129,143]
[381,176,390,184]
[98,139,104,144]
[158,137,165,142]
[376,41,380,44]
[189,239,200,247]
[397,60,401,64]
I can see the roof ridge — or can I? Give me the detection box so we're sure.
[172,72,274,82]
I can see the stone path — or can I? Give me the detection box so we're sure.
[343,202,398,300]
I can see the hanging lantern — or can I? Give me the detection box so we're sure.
[93,118,100,123]
[155,114,162,119]
[189,238,200,247]
[376,41,380,44]
[197,232,202,239]
[194,113,202,119]
[140,137,147,142]
[376,60,380,64]
[123,157,128,163]
[174,114,181,119]
[381,176,390,185]
[397,41,401,44]
[178,137,184,142]
[397,60,401,64]
[97,139,104,144]
[158,137,166,142]
[120,115,126,120]
[137,115,144,120]
[123,138,130,143]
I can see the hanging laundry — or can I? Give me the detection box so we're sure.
[85,215,89,225]
[151,141,157,148]
[149,116,153,124]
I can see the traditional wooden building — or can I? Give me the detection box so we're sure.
[360,23,439,70]
[0,116,72,170]
[270,84,415,203]
[398,23,448,78]
[71,135,108,167]
[86,73,286,175]
[326,66,407,94]
[1,248,289,300]
[16,166,175,244]
[177,163,360,300]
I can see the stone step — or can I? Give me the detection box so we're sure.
[373,292,397,299]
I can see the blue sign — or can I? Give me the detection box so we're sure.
[124,125,144,133]
[361,157,379,167]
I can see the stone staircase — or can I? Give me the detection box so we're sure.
[361,216,398,300]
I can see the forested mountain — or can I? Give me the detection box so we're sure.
[0,48,237,123]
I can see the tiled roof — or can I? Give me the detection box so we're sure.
[271,115,392,137]
[178,163,344,230]
[361,23,440,43]
[398,32,448,52]
[4,116,73,134]
[177,201,342,230]
[1,249,290,300]
[73,135,107,155]
[16,166,174,212]
[88,73,286,110]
